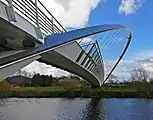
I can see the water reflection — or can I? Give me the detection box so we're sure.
[1,98,153,120]
[82,98,105,120]
[0,99,6,107]
[0,99,6,120]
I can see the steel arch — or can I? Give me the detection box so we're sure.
[32,24,132,87]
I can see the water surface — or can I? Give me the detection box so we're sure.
[0,98,153,120]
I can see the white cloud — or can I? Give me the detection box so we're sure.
[2,0,146,78]
[19,0,101,77]
[0,0,101,29]
[27,0,147,79]
[40,0,101,28]
[22,61,70,77]
[77,37,93,44]
[104,59,136,80]
[134,50,153,60]
[119,0,143,15]
[105,49,153,81]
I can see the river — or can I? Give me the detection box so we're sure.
[0,98,153,120]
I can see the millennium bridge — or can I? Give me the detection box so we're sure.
[0,0,132,87]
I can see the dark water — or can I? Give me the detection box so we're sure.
[0,98,153,120]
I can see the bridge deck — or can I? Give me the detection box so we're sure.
[0,0,132,87]
[0,0,104,87]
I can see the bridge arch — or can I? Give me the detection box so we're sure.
[36,24,132,87]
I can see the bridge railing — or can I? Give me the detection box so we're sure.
[79,39,104,80]
[1,0,104,83]
[3,0,66,35]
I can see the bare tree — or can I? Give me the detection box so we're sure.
[131,67,149,83]
[107,74,118,83]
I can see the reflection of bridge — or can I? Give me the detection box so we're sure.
[0,0,132,87]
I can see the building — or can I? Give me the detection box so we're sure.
[6,76,32,88]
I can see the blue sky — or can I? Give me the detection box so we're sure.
[21,0,153,79]
[88,0,153,60]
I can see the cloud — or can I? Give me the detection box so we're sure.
[40,0,101,28]
[104,59,149,81]
[104,59,136,80]
[105,49,153,81]
[131,49,153,60]
[22,37,93,77]
[21,61,70,77]
[119,0,143,15]
[2,0,147,78]
[17,0,101,77]
[77,37,93,44]
[136,57,153,73]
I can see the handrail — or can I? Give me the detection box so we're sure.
[1,0,104,84]
[4,0,66,35]
[78,38,103,68]
[95,40,103,65]
[37,0,66,32]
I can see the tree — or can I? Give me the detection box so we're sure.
[32,74,42,86]
[41,75,52,86]
[107,74,118,84]
[32,74,53,86]
[131,67,149,83]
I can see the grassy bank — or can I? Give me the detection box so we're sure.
[1,86,153,98]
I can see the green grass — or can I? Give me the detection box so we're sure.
[8,86,151,93]
[9,86,67,92]
[102,87,139,91]
[1,86,153,98]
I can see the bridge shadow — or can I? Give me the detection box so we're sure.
[81,98,106,120]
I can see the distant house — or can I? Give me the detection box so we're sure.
[6,76,32,88]
[9,83,24,88]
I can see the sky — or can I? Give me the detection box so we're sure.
[21,0,153,80]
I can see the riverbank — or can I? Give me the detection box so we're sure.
[1,87,153,98]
